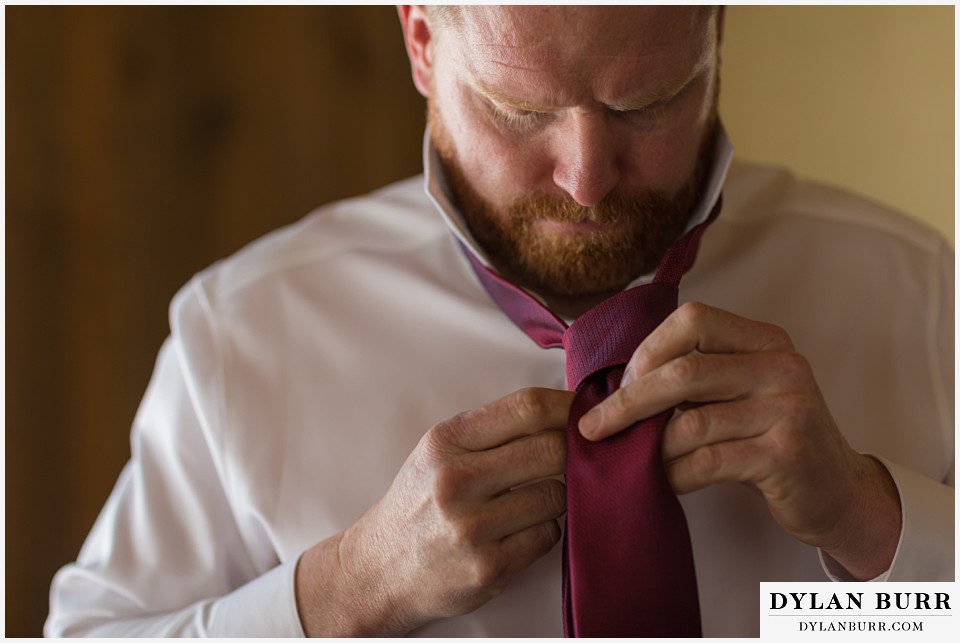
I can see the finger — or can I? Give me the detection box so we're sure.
[666,435,772,495]
[621,301,795,388]
[582,351,793,440]
[494,519,563,578]
[469,430,566,497]
[478,478,566,540]
[662,396,785,463]
[435,388,575,453]
[441,519,561,602]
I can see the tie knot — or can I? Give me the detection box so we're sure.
[562,281,678,390]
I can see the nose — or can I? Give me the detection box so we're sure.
[551,111,622,207]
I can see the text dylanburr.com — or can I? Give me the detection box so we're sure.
[760,583,955,639]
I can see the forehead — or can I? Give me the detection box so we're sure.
[456,6,711,50]
[436,6,716,100]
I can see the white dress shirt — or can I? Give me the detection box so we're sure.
[46,130,954,637]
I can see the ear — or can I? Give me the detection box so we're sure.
[397,5,434,98]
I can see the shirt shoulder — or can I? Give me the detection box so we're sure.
[183,174,443,306]
[162,173,467,453]
[165,173,463,388]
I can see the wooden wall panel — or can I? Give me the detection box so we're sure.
[6,6,425,635]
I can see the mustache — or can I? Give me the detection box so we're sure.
[507,191,675,224]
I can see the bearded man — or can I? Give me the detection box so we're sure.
[47,5,953,637]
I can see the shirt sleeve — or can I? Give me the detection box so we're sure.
[818,457,955,583]
[819,237,955,584]
[881,234,957,582]
[45,303,307,636]
[878,458,954,581]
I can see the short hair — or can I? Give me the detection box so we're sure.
[426,5,718,34]
[426,5,462,31]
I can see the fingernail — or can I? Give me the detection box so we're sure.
[619,366,636,389]
[579,408,601,437]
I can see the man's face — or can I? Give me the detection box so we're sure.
[416,6,720,302]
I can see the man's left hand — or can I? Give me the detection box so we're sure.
[577,301,902,580]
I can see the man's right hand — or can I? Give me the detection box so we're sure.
[294,387,573,636]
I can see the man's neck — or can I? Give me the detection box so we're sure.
[479,258,625,320]
[546,292,617,320]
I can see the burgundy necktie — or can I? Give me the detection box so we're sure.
[463,196,721,637]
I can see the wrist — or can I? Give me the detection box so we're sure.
[294,522,411,637]
[820,455,902,580]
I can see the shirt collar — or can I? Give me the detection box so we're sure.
[424,123,734,291]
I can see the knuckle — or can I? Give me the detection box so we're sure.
[759,321,794,349]
[667,354,700,385]
[690,445,723,480]
[675,406,709,444]
[768,428,804,469]
[778,351,812,381]
[467,551,506,589]
[424,414,466,456]
[531,430,566,469]
[509,387,550,423]
[677,300,708,325]
[766,406,808,465]
[769,427,804,471]
[448,514,483,549]
[420,426,447,461]
[532,520,562,552]
[431,460,469,508]
[539,478,567,515]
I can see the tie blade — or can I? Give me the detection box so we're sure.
[564,394,702,637]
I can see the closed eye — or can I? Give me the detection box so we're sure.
[610,99,668,120]
[488,100,551,130]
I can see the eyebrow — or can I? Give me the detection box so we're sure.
[473,54,710,114]
[607,59,710,112]
[472,81,563,113]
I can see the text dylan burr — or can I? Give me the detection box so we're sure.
[770,592,951,611]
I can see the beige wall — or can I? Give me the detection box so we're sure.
[720,5,954,244]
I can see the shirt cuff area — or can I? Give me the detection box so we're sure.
[208,557,306,636]
[818,456,954,582]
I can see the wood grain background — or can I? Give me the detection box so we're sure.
[5,5,952,636]
[6,6,424,635]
